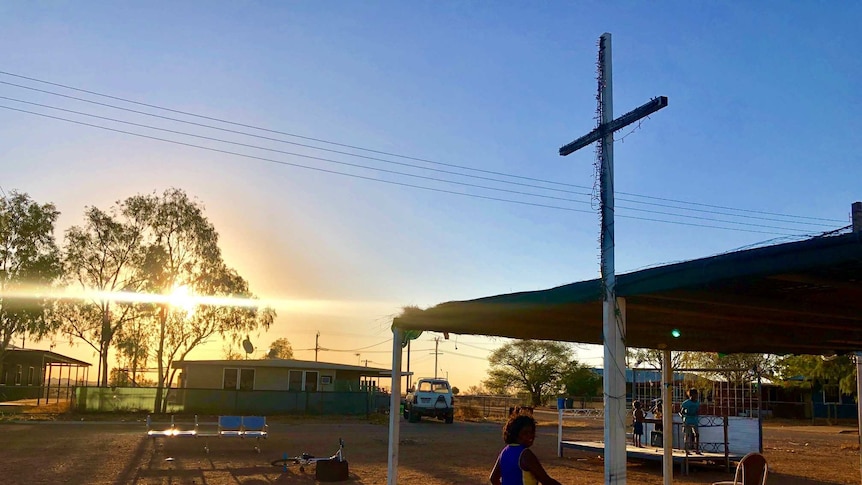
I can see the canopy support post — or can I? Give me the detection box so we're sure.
[387,327,404,485]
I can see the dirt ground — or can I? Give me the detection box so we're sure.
[0,413,858,485]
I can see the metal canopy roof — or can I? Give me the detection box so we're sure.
[394,232,862,356]
[4,348,91,366]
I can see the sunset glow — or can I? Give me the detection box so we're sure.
[0,285,393,317]
[169,285,197,318]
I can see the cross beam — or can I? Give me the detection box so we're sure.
[559,96,668,156]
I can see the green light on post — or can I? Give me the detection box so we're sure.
[671,329,681,338]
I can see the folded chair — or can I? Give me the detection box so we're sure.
[712,452,768,485]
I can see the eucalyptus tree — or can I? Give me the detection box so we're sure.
[266,338,294,359]
[626,348,695,371]
[775,354,856,396]
[0,191,62,365]
[58,205,146,386]
[686,352,777,384]
[484,339,575,406]
[128,189,274,411]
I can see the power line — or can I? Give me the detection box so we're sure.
[0,104,591,210]
[0,101,838,236]
[0,71,586,187]
[0,105,832,236]
[0,81,596,196]
[1,83,840,228]
[0,70,845,225]
[0,96,826,231]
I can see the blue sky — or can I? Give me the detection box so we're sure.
[2,2,860,388]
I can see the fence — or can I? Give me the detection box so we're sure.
[0,384,77,403]
[455,395,525,420]
[74,386,390,415]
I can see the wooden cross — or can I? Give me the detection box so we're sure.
[558,32,667,485]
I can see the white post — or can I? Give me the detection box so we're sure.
[387,328,404,485]
[599,31,626,485]
[855,351,862,485]
[662,349,673,485]
[558,407,564,457]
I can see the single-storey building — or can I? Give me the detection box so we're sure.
[168,358,400,415]
[0,346,91,404]
[172,358,393,392]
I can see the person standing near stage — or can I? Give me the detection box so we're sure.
[632,400,645,448]
[679,388,701,454]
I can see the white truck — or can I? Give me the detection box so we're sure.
[403,378,455,424]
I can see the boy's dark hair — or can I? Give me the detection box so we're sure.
[633,400,642,409]
[503,414,537,444]
[688,388,698,399]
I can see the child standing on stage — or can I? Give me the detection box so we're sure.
[632,400,645,448]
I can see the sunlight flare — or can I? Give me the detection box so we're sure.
[169,284,197,318]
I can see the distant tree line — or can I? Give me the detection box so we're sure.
[460,340,856,405]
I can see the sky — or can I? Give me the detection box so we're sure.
[2,2,861,391]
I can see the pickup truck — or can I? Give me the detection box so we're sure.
[403,378,454,424]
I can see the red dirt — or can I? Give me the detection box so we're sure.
[0,414,858,484]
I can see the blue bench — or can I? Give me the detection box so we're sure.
[199,415,268,453]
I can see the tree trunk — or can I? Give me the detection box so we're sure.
[99,310,112,387]
[153,305,167,413]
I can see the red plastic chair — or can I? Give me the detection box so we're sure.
[712,452,768,485]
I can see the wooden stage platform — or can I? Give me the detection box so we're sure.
[560,440,742,473]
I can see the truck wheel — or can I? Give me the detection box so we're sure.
[403,408,409,420]
[445,414,454,424]
[408,409,420,423]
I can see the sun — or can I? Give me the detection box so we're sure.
[169,285,197,318]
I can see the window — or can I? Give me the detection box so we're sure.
[433,382,450,393]
[240,369,255,391]
[27,367,35,386]
[288,370,303,391]
[223,368,238,390]
[288,370,319,391]
[321,376,332,385]
[305,371,319,392]
[15,365,22,385]
[823,385,840,404]
[224,368,255,390]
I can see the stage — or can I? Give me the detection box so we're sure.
[559,440,742,474]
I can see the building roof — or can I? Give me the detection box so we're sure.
[393,232,862,356]
[2,348,91,366]
[172,358,394,375]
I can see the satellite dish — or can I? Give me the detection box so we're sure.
[242,336,255,355]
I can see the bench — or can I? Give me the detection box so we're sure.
[145,415,268,453]
[146,414,199,438]
[199,415,268,453]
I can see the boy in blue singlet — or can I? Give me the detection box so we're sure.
[490,412,562,485]
[679,388,701,454]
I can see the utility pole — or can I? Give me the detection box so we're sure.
[431,337,444,379]
[558,33,667,485]
[315,331,320,362]
[406,340,412,390]
[852,201,862,232]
